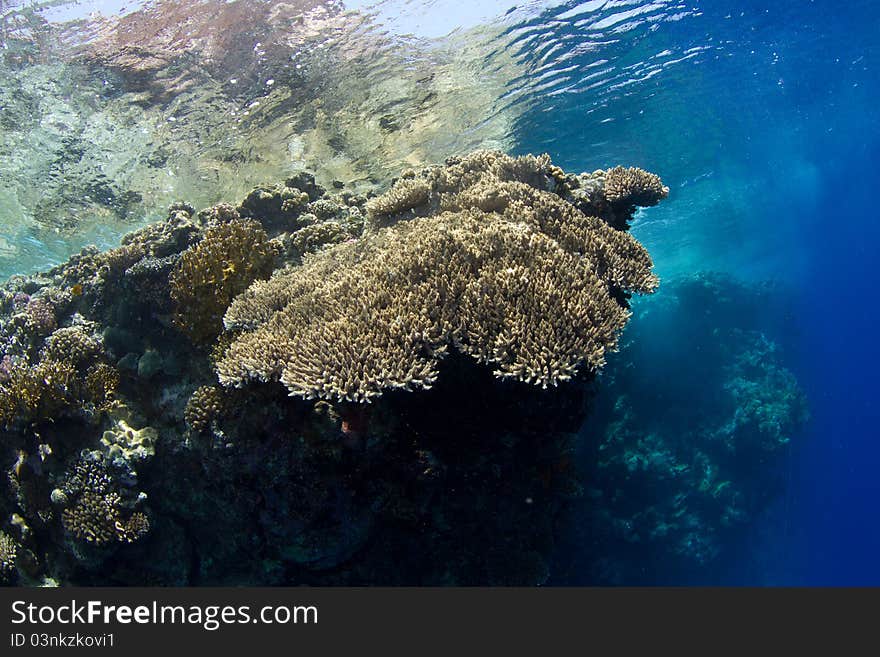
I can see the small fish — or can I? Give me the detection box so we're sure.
[70,283,83,296]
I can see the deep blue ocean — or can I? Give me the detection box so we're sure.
[0,0,878,585]
[508,0,880,584]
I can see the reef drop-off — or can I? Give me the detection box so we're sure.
[0,151,801,586]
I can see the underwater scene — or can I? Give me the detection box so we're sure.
[0,0,876,586]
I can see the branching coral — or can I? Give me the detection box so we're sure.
[83,363,119,411]
[602,166,669,208]
[60,459,149,546]
[286,221,352,259]
[23,298,56,335]
[44,326,101,367]
[364,151,555,227]
[197,202,240,225]
[184,385,226,432]
[169,218,279,343]
[217,152,664,402]
[0,359,77,426]
[0,531,17,581]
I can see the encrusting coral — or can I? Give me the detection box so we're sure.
[217,151,663,402]
[169,218,279,343]
[100,419,157,464]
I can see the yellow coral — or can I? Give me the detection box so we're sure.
[169,219,279,343]
[100,419,157,462]
[0,359,76,424]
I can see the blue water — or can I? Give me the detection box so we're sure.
[510,0,880,584]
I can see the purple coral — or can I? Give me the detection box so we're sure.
[24,298,56,335]
[12,292,30,310]
[0,355,14,384]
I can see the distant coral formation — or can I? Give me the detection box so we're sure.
[218,151,660,402]
[557,273,809,583]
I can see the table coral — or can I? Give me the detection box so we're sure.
[217,151,663,402]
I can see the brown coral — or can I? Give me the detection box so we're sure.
[217,152,665,403]
[169,218,279,343]
[602,166,669,207]
[61,459,149,546]
[83,363,120,411]
[197,202,241,225]
[23,298,56,336]
[238,181,315,230]
[364,150,554,228]
[287,221,351,258]
[0,354,118,426]
[0,359,78,426]
[0,391,15,427]
[121,204,200,258]
[184,385,226,432]
[44,326,101,367]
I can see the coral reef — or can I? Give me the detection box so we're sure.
[44,326,101,366]
[0,359,78,427]
[100,420,157,465]
[184,385,226,433]
[83,363,120,412]
[0,153,805,587]
[602,166,669,208]
[23,298,57,336]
